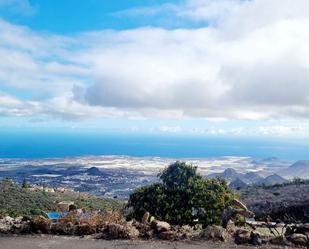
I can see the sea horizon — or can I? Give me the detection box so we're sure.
[0,131,308,160]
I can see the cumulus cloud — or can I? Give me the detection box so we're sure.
[1,0,309,123]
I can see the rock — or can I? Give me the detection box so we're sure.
[12,222,31,234]
[132,221,152,239]
[287,233,308,246]
[289,223,309,235]
[250,231,263,245]
[142,212,150,224]
[50,222,75,235]
[102,223,139,239]
[125,224,139,239]
[0,216,32,234]
[200,225,229,242]
[14,217,23,224]
[158,230,181,240]
[0,221,12,234]
[234,229,251,244]
[21,216,32,222]
[103,223,123,239]
[270,235,292,246]
[76,223,96,236]
[151,220,171,233]
[30,216,51,234]
[4,216,14,224]
[145,229,154,239]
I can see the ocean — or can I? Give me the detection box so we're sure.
[0,131,308,160]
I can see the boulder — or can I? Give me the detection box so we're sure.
[125,224,140,239]
[3,216,14,224]
[287,233,308,246]
[200,225,229,242]
[30,216,51,234]
[132,221,152,239]
[270,235,292,246]
[157,230,181,240]
[234,229,251,245]
[142,212,150,224]
[145,229,154,239]
[76,223,96,236]
[12,222,31,234]
[0,220,12,234]
[102,223,139,239]
[0,216,33,234]
[21,216,32,222]
[50,221,75,235]
[250,231,263,245]
[151,220,171,233]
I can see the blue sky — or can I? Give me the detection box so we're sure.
[0,0,309,139]
[0,0,190,32]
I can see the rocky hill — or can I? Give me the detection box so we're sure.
[258,174,287,186]
[240,180,309,222]
[208,168,286,187]
[278,160,309,179]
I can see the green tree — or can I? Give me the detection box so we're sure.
[127,161,235,227]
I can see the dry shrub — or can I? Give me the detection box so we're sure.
[58,213,78,224]
[83,210,124,224]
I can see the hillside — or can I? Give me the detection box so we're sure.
[240,180,309,222]
[278,160,309,179]
[0,180,123,218]
[258,174,287,186]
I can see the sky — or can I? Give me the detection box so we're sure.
[1,0,309,138]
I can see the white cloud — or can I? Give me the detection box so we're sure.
[1,0,309,126]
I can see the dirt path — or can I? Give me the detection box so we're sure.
[0,235,295,249]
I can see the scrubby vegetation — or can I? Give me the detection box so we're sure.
[0,179,123,218]
[127,161,236,227]
[240,179,309,222]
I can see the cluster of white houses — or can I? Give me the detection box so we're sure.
[28,184,74,193]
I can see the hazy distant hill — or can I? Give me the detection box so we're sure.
[208,168,287,187]
[86,167,103,176]
[278,160,309,179]
[258,174,287,185]
[208,168,263,184]
[208,168,239,182]
[229,178,247,189]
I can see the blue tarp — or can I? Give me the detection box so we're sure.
[47,212,67,220]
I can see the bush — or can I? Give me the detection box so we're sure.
[127,161,235,227]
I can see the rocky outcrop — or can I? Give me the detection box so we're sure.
[132,221,153,239]
[75,223,97,236]
[101,223,139,239]
[4,214,309,247]
[30,216,51,234]
[222,199,254,228]
[0,216,14,233]
[270,235,292,246]
[50,221,75,235]
[234,229,251,244]
[234,229,266,245]
[151,220,171,233]
[287,233,308,246]
[157,230,184,240]
[199,225,229,242]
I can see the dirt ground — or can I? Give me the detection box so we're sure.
[0,235,298,249]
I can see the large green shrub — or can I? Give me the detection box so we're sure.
[127,161,235,227]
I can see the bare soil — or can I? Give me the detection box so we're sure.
[0,235,298,249]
